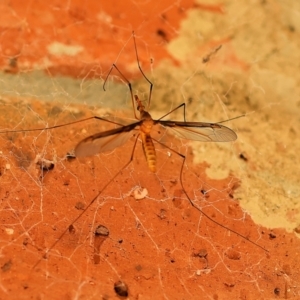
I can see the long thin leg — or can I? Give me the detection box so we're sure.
[217,114,246,124]
[32,133,141,269]
[158,103,244,124]
[103,63,138,120]
[0,116,128,134]
[157,103,187,122]
[152,137,268,252]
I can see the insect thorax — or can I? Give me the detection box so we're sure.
[140,111,154,134]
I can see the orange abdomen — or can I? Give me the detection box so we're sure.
[141,132,156,172]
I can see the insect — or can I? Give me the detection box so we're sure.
[1,33,267,268]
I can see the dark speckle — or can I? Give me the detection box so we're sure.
[114,281,128,297]
[274,287,280,295]
[1,260,12,272]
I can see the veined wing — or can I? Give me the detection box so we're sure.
[157,120,237,142]
[75,121,142,157]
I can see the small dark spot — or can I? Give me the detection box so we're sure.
[157,29,165,36]
[274,287,280,295]
[9,57,18,68]
[170,179,177,185]
[224,281,235,288]
[66,152,76,160]
[160,13,167,21]
[4,57,18,73]
[1,260,12,272]
[294,225,300,234]
[23,237,29,246]
[156,29,168,42]
[23,283,29,290]
[239,153,248,161]
[48,106,63,117]
[288,25,295,32]
[201,189,209,198]
[170,258,175,263]
[114,281,128,297]
[135,265,142,271]
[69,224,76,234]
[269,232,276,239]
[118,239,123,244]
[75,202,85,210]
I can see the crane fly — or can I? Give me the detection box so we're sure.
[74,93,237,172]
[0,32,267,268]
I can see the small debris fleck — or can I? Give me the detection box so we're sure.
[114,281,128,297]
[5,228,14,235]
[274,287,280,295]
[202,44,222,63]
[75,202,85,210]
[239,153,248,161]
[294,225,300,234]
[1,260,12,272]
[197,249,208,258]
[36,158,54,171]
[133,187,148,200]
[225,248,241,260]
[94,225,109,264]
[69,224,76,234]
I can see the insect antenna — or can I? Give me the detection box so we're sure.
[103,32,153,118]
[132,31,153,110]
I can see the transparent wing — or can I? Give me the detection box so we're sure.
[158,120,237,142]
[75,121,141,157]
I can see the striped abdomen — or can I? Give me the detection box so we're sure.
[141,132,156,172]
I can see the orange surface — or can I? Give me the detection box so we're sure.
[0,1,299,299]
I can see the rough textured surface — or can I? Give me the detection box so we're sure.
[0,1,299,299]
